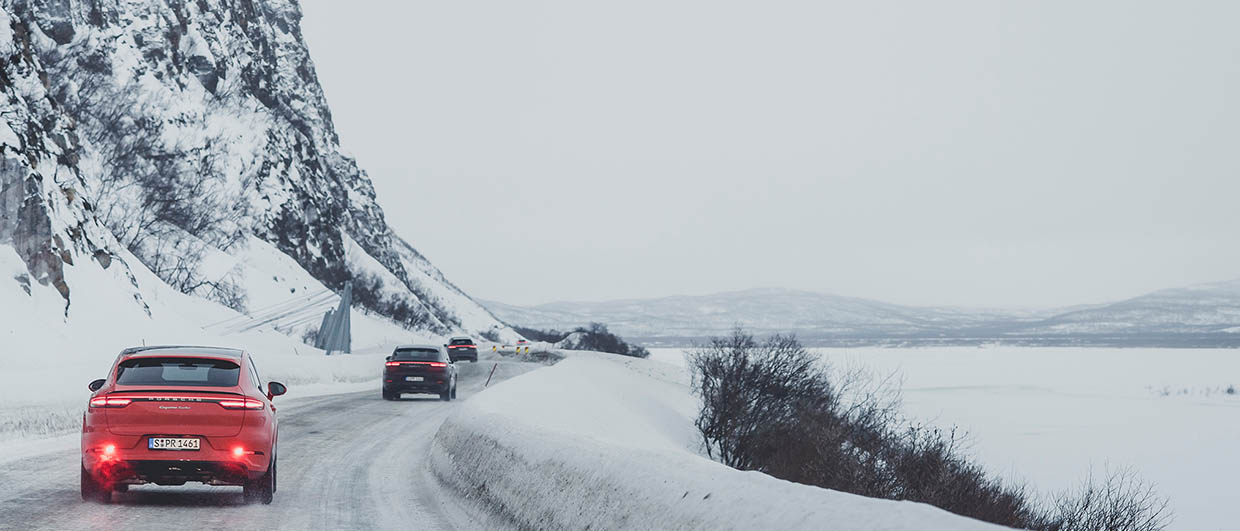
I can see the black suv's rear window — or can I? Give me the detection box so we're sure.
[450,338,473,345]
[392,348,442,361]
[116,357,241,387]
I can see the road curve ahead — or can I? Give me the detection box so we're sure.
[0,356,537,531]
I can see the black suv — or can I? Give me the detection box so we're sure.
[446,336,478,363]
[383,345,457,401]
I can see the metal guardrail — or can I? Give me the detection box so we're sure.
[314,283,352,355]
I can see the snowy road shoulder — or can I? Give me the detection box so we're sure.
[430,352,1008,530]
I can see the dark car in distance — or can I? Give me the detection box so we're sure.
[446,336,478,363]
[383,345,457,401]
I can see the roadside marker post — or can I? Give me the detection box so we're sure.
[485,362,499,388]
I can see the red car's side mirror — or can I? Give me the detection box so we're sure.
[267,381,287,400]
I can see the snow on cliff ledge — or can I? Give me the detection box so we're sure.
[430,353,1006,530]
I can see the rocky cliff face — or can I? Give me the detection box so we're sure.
[1,0,508,337]
[0,5,143,312]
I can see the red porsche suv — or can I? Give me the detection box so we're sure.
[81,346,287,504]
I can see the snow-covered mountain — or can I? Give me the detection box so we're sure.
[484,282,1240,347]
[0,0,516,351]
[1018,279,1240,337]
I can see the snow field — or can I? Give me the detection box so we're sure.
[430,352,1004,530]
[651,347,1240,530]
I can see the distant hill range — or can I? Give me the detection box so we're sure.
[482,280,1240,347]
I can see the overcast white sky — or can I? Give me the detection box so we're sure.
[299,0,1240,308]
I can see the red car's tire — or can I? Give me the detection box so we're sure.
[80,464,111,503]
[244,455,275,505]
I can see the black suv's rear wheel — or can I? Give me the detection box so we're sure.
[80,464,110,503]
[244,455,275,504]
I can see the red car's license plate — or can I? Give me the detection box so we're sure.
[149,437,200,450]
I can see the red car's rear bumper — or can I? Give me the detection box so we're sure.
[82,432,271,485]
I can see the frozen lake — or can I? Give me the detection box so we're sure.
[649,347,1240,531]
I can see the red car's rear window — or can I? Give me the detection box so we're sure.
[116,357,241,387]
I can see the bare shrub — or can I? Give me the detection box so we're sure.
[1032,468,1172,531]
[519,323,649,358]
[300,327,319,347]
[690,331,837,470]
[136,230,246,312]
[51,67,250,303]
[881,424,1035,526]
[560,323,649,358]
[512,325,569,343]
[350,270,446,333]
[689,328,1170,531]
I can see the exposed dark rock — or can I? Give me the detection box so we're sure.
[14,273,31,295]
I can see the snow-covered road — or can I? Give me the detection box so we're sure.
[0,356,538,531]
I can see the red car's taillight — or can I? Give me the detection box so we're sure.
[218,398,265,410]
[88,396,132,408]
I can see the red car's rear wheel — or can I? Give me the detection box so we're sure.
[80,464,111,503]
[244,454,275,504]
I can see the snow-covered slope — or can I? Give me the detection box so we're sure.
[0,0,514,342]
[0,0,517,359]
[431,352,1004,530]
[486,282,1240,347]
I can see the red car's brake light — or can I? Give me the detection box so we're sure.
[88,396,133,408]
[218,398,265,410]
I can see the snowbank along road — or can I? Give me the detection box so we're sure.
[0,353,537,531]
